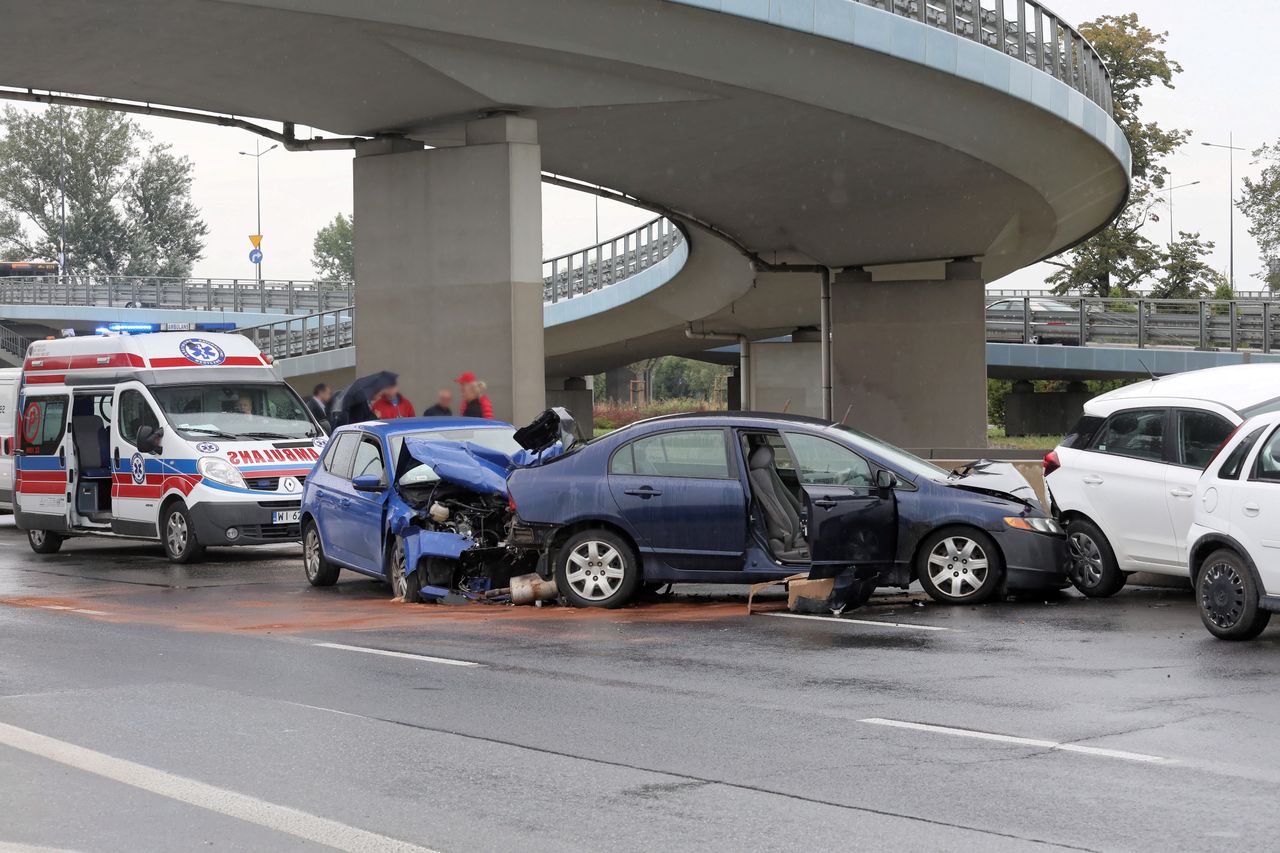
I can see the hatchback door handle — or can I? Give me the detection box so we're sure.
[1244,503,1261,517]
[1169,488,1194,498]
[624,487,662,498]
[1082,475,1104,485]
[339,498,351,508]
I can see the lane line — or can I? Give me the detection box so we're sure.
[313,642,483,668]
[31,605,111,617]
[759,612,952,631]
[860,718,1171,764]
[0,721,439,852]
[70,609,110,616]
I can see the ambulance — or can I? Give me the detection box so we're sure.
[13,331,327,561]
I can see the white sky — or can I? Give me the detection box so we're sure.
[4,0,1276,289]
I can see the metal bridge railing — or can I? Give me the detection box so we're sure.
[542,217,684,303]
[238,307,354,362]
[986,296,1280,353]
[0,322,33,364]
[857,0,1112,112]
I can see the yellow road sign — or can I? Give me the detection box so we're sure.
[249,234,263,248]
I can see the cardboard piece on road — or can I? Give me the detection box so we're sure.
[787,578,835,615]
[747,573,807,614]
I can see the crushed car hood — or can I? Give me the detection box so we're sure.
[945,460,1042,510]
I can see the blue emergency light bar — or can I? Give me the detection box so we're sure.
[99,322,238,334]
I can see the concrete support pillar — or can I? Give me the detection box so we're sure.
[353,116,545,424]
[831,261,986,448]
[603,367,635,403]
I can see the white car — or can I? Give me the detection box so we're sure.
[1188,411,1280,639]
[1044,364,1280,597]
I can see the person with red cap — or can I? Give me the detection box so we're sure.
[455,372,494,419]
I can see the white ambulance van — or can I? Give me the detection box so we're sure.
[1,367,19,510]
[14,332,327,561]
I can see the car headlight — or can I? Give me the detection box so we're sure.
[1004,516,1064,535]
[198,456,247,489]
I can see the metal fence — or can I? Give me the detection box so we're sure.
[543,217,683,303]
[237,307,354,362]
[856,0,1112,112]
[986,296,1280,353]
[0,217,684,314]
[0,322,33,364]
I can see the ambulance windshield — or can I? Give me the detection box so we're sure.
[151,383,319,440]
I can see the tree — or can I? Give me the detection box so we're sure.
[1239,142,1280,291]
[0,106,206,276]
[312,213,354,281]
[1150,232,1226,299]
[1045,14,1188,297]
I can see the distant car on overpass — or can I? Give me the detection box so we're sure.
[986,297,1083,345]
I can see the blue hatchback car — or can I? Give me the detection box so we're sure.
[508,413,1069,609]
[299,417,524,599]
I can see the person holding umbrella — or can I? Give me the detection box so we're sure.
[328,371,397,428]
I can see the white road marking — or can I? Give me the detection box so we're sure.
[313,642,483,668]
[0,721,439,852]
[33,605,110,617]
[860,718,1171,764]
[758,611,952,631]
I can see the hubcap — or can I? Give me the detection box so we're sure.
[304,529,320,580]
[166,512,188,556]
[1202,561,1246,628]
[566,540,625,601]
[1068,532,1105,588]
[390,540,407,598]
[926,536,989,599]
[30,531,45,547]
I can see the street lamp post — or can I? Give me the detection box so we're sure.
[1202,135,1249,292]
[238,139,278,282]
[1159,178,1200,245]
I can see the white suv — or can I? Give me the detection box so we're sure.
[1188,412,1280,639]
[1044,364,1280,598]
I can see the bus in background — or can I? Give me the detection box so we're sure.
[0,262,58,278]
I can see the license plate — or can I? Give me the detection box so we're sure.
[272,510,301,525]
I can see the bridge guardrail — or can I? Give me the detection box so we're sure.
[543,217,683,303]
[857,0,1112,112]
[238,307,354,362]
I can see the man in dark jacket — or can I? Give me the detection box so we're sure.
[306,384,332,432]
[422,389,453,416]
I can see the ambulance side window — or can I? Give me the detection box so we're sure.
[19,397,69,456]
[118,390,160,448]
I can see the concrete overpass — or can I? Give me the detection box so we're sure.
[0,0,1130,446]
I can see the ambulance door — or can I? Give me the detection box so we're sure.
[110,384,166,538]
[15,391,72,528]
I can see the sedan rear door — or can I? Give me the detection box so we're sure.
[607,427,747,572]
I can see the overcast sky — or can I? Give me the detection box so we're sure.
[6,0,1277,291]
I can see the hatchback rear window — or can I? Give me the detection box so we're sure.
[1218,426,1267,480]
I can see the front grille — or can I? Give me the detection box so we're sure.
[245,474,306,492]
[238,523,301,541]
[256,500,301,509]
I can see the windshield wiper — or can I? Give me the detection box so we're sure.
[179,427,242,440]
[239,431,308,440]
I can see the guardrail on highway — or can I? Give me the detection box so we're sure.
[987,289,1280,300]
[857,0,1112,111]
[238,307,354,362]
[986,296,1280,353]
[0,217,684,314]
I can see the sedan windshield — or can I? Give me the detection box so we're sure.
[833,425,950,481]
[152,383,319,440]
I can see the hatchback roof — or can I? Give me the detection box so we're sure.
[1090,364,1280,414]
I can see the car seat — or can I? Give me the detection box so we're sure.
[747,444,809,561]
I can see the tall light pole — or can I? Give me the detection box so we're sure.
[238,139,278,282]
[1159,178,1200,245]
[1202,135,1249,291]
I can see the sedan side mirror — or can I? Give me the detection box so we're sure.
[136,425,163,455]
[351,474,386,493]
[875,469,897,491]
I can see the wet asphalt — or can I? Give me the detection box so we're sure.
[1,515,1278,852]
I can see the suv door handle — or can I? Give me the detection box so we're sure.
[623,486,662,498]
[1082,475,1104,485]
[1169,488,1195,498]
[1244,503,1261,517]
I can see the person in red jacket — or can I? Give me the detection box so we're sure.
[455,372,494,419]
[371,383,416,419]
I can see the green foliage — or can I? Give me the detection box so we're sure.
[649,356,731,401]
[594,398,717,432]
[1046,14,1188,297]
[987,380,1012,429]
[1239,142,1280,291]
[0,106,206,275]
[1150,232,1227,299]
[312,213,354,281]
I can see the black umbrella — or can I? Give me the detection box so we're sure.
[329,371,398,427]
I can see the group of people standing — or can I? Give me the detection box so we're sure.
[305,371,494,432]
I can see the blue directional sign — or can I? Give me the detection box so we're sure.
[249,248,263,265]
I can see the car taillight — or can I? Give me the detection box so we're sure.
[1205,423,1244,469]
[1043,450,1060,478]
[508,494,517,514]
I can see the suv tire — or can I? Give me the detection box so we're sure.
[1066,518,1126,598]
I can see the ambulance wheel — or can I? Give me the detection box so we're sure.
[162,502,206,564]
[28,529,64,554]
[302,521,339,587]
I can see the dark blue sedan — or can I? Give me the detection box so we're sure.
[509,413,1068,609]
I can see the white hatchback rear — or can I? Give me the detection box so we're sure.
[1044,364,1280,597]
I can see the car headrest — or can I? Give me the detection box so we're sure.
[1112,415,1138,435]
[749,444,774,470]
